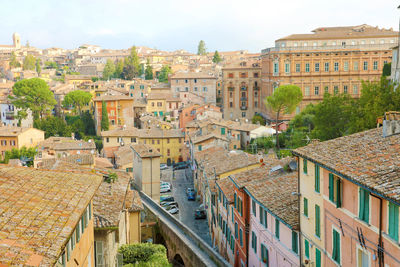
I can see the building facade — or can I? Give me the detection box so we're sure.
[261,24,398,121]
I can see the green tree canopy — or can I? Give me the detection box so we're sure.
[382,62,391,77]
[34,116,73,139]
[212,50,222,63]
[101,101,109,131]
[251,114,265,125]
[44,61,58,69]
[35,59,41,75]
[1,146,37,166]
[23,54,36,71]
[265,84,302,149]
[102,59,115,80]
[197,40,207,55]
[9,52,21,68]
[62,90,92,115]
[114,59,124,78]
[122,46,141,80]
[145,60,153,80]
[9,78,57,120]
[118,243,170,267]
[158,65,172,83]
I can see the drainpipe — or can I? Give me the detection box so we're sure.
[297,156,302,266]
[371,193,384,267]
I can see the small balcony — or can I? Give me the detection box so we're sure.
[254,86,260,91]
[228,87,234,91]
[240,87,247,91]
[240,97,247,101]
[240,106,247,110]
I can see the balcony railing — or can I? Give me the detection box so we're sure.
[240,87,247,91]
[228,87,234,91]
[254,86,260,91]
[240,97,247,101]
[240,106,247,110]
[261,43,396,54]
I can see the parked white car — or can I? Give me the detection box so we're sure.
[161,181,171,188]
[165,205,179,214]
[160,185,171,193]
[160,164,168,170]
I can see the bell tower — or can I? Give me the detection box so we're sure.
[12,33,21,49]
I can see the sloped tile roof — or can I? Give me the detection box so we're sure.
[0,166,102,266]
[293,127,400,204]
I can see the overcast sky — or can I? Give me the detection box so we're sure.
[0,0,398,53]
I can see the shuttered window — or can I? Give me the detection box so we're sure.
[261,244,269,266]
[239,228,243,246]
[303,159,307,174]
[95,241,105,267]
[275,218,280,239]
[251,231,257,253]
[329,173,342,208]
[315,165,320,193]
[388,202,399,241]
[234,193,237,208]
[235,223,238,239]
[332,229,341,264]
[292,231,298,254]
[304,197,308,217]
[252,200,256,216]
[316,248,321,267]
[315,205,320,237]
[304,239,309,258]
[259,206,264,225]
[264,210,268,228]
[359,188,370,223]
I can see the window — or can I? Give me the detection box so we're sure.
[316,248,321,267]
[285,63,290,73]
[357,248,369,267]
[76,223,81,243]
[359,188,370,223]
[228,73,234,78]
[275,218,280,239]
[198,145,202,151]
[261,244,269,266]
[373,61,378,70]
[314,86,319,96]
[273,62,279,74]
[254,72,259,78]
[332,229,341,264]
[221,127,225,135]
[354,61,359,71]
[303,159,308,173]
[324,86,329,94]
[252,200,256,216]
[304,197,308,217]
[263,210,268,228]
[353,85,358,95]
[95,241,105,266]
[388,202,399,241]
[334,62,339,71]
[259,206,264,224]
[304,239,310,259]
[334,86,339,94]
[203,87,207,92]
[324,62,329,72]
[292,231,298,254]
[295,64,300,72]
[344,61,349,71]
[305,86,310,96]
[239,228,243,246]
[251,231,257,253]
[305,63,310,72]
[234,192,237,208]
[315,63,320,72]
[363,61,368,71]
[315,165,320,193]
[238,197,243,216]
[329,173,342,208]
[131,137,136,143]
[194,87,198,91]
[235,223,238,239]
[315,205,320,237]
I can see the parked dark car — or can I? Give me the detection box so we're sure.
[160,195,174,202]
[194,209,207,219]
[173,161,189,170]
[187,192,195,201]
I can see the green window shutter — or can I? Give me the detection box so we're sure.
[239,229,243,246]
[231,207,234,223]
[364,189,369,223]
[315,165,320,192]
[234,193,237,208]
[305,239,309,258]
[264,210,268,228]
[255,235,257,253]
[275,218,280,239]
[329,173,334,201]
[359,188,365,220]
[316,248,321,267]
[336,179,342,208]
[259,206,263,224]
[221,127,225,135]
[315,205,320,237]
[303,159,307,174]
[304,197,308,217]
[359,188,369,223]
[389,202,399,241]
[235,223,238,239]
[198,145,202,151]
[252,200,256,216]
[292,231,298,254]
[332,229,340,264]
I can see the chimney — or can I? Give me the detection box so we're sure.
[382,111,400,137]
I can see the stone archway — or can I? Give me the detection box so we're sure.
[172,254,185,267]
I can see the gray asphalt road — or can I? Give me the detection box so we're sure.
[161,167,212,245]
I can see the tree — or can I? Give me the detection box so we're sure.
[23,54,36,70]
[102,59,115,80]
[251,114,265,125]
[15,110,28,127]
[1,146,37,166]
[212,50,222,63]
[122,46,141,80]
[34,116,73,139]
[114,59,124,78]
[9,52,20,68]
[122,64,137,80]
[158,65,172,83]
[118,243,170,266]
[197,40,207,55]
[9,78,57,120]
[35,59,41,75]
[382,62,391,77]
[265,84,302,150]
[62,90,92,115]
[44,61,58,69]
[145,59,153,80]
[101,101,109,131]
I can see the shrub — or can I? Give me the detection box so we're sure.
[118,243,170,267]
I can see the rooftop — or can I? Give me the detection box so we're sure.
[170,71,217,79]
[293,127,400,204]
[131,143,161,158]
[0,166,102,265]
[0,127,43,137]
[93,95,134,101]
